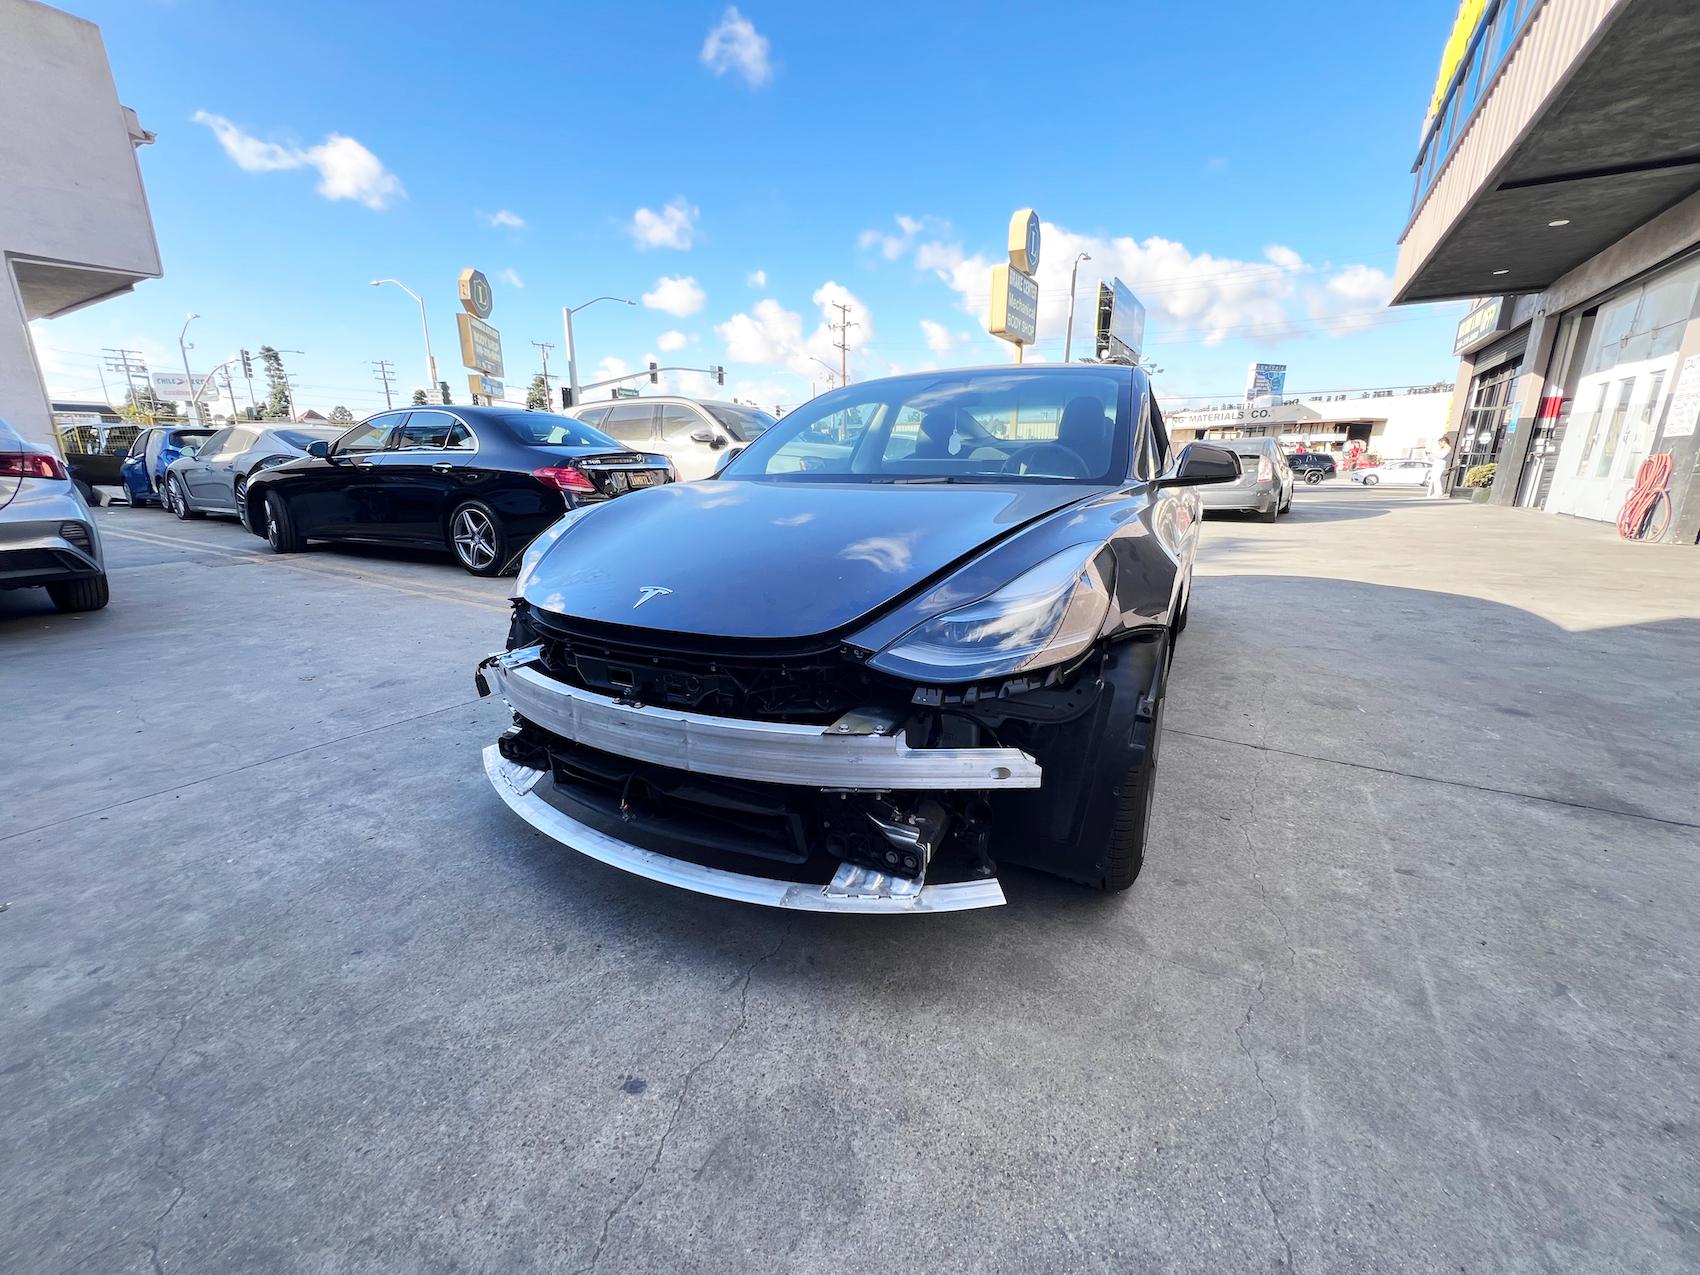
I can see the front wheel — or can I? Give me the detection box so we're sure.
[1305,469,1324,485]
[234,477,251,530]
[449,501,509,576]
[1103,654,1166,892]
[47,573,110,613]
[1361,474,1379,487]
[263,491,305,553]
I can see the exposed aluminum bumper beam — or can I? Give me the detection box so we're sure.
[482,747,1006,914]
[482,658,1041,791]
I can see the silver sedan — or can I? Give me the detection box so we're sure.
[0,416,108,612]
[163,423,341,525]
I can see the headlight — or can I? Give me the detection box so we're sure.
[515,505,595,591]
[869,544,1113,682]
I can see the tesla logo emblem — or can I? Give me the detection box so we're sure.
[633,586,672,609]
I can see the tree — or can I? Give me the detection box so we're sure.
[525,373,549,411]
[411,388,429,406]
[120,385,173,423]
[329,405,354,423]
[258,346,296,420]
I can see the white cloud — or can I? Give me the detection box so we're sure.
[482,209,525,229]
[747,269,767,288]
[909,219,1392,350]
[500,268,524,289]
[656,329,688,352]
[920,319,970,356]
[642,275,707,317]
[192,111,403,210]
[859,214,934,262]
[715,282,875,383]
[629,198,699,250]
[700,6,772,87]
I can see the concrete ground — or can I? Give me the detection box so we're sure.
[2,487,1696,1274]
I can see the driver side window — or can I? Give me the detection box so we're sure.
[333,417,395,454]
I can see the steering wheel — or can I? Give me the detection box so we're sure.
[1000,442,1090,479]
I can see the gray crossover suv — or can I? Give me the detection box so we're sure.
[0,417,108,612]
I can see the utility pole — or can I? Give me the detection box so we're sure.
[531,340,555,403]
[179,313,202,424]
[371,359,396,409]
[222,368,240,421]
[829,301,858,386]
[1064,251,1092,364]
[103,348,152,417]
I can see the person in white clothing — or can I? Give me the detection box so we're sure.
[1427,433,1453,498]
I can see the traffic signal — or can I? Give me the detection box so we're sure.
[560,386,575,409]
[648,361,659,385]
[716,365,725,386]
[240,349,253,378]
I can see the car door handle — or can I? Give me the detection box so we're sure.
[431,463,454,473]
[356,460,376,468]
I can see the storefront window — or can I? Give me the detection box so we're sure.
[1541,252,1700,522]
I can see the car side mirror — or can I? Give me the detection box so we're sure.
[306,440,331,459]
[689,427,722,446]
[1156,442,1241,487]
[713,445,745,475]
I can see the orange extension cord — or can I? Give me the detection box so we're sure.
[1618,452,1674,541]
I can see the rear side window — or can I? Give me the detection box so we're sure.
[601,404,658,443]
[395,411,457,449]
[574,407,610,429]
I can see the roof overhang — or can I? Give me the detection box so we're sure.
[1394,0,1700,304]
[9,257,150,320]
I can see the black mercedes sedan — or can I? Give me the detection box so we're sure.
[476,365,1239,913]
[243,406,674,575]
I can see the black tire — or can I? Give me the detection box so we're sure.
[234,477,251,531]
[72,477,98,507]
[166,474,202,520]
[1304,469,1324,486]
[1361,474,1379,487]
[263,491,305,553]
[1260,500,1278,523]
[449,500,509,576]
[47,573,110,613]
[1103,653,1166,892]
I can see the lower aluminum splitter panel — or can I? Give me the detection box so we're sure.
[482,745,1006,914]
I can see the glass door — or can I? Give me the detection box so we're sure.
[1453,362,1516,491]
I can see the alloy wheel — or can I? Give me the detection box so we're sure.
[452,507,497,571]
[266,501,281,549]
[235,477,249,529]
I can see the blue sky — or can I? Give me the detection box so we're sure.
[37,0,1467,417]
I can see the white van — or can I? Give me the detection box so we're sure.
[570,397,776,481]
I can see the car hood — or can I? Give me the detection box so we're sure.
[522,479,1098,640]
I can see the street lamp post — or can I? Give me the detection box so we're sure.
[179,312,200,423]
[561,296,635,407]
[370,279,438,395]
[1063,252,1092,363]
[810,356,838,389]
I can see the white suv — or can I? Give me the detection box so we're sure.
[571,397,776,480]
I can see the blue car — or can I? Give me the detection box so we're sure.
[119,425,217,508]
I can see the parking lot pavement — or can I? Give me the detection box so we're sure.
[3,491,1696,1274]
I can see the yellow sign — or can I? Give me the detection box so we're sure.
[458,268,493,319]
[456,311,505,377]
[987,263,1039,346]
[1008,208,1041,275]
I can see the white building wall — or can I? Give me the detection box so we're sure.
[0,0,161,445]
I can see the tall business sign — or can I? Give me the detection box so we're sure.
[1095,278,1146,363]
[987,209,1041,357]
[455,267,504,401]
[1245,362,1287,407]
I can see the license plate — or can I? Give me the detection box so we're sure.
[628,471,661,488]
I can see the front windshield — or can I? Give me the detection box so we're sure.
[719,368,1131,484]
[492,411,619,449]
[705,403,775,441]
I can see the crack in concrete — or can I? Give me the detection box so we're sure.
[575,924,791,1274]
[133,982,215,1275]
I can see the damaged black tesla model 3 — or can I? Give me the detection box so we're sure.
[478,364,1239,913]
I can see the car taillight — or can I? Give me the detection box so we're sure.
[533,464,597,493]
[1257,456,1273,482]
[0,452,66,480]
